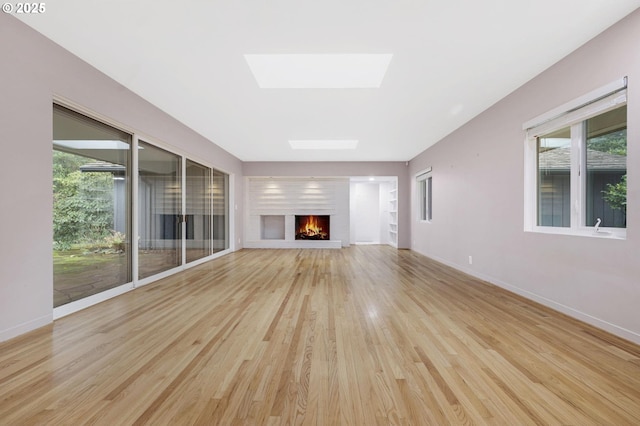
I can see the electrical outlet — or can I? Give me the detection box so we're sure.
[468,255,473,265]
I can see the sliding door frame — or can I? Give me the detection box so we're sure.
[53,97,235,319]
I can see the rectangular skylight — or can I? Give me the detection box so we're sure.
[289,140,359,150]
[245,54,392,88]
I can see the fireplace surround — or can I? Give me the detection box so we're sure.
[245,177,348,248]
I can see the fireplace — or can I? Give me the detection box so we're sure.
[295,215,330,240]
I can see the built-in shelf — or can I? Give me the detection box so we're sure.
[388,179,398,247]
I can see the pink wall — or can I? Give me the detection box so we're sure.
[409,10,640,343]
[0,15,243,341]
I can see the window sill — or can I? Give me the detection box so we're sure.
[526,226,626,240]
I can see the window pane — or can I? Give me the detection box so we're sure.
[53,105,131,307]
[138,142,182,278]
[418,179,426,220]
[186,160,212,263]
[537,127,571,227]
[426,176,432,221]
[586,106,626,228]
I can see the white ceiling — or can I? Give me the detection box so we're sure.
[15,1,640,162]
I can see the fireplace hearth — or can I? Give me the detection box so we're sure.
[295,215,330,240]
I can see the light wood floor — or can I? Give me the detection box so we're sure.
[1,246,640,425]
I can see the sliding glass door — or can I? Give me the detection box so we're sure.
[53,104,232,309]
[52,105,131,307]
[185,160,212,263]
[212,169,229,253]
[138,142,182,279]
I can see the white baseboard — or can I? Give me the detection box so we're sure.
[415,249,640,346]
[0,314,52,343]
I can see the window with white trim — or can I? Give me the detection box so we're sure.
[524,78,627,238]
[416,169,432,222]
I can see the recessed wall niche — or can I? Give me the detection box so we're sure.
[261,215,285,240]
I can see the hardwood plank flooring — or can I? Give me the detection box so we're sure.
[1,246,640,425]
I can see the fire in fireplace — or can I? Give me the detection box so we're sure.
[295,215,330,240]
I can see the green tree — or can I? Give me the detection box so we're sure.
[53,151,115,249]
[602,175,627,215]
[587,130,626,156]
[589,130,626,218]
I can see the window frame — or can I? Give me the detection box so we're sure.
[523,78,627,239]
[416,168,433,223]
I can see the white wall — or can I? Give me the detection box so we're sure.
[352,183,381,244]
[349,181,393,245]
[409,10,640,344]
[244,162,411,248]
[0,15,244,342]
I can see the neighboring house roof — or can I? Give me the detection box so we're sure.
[538,147,626,172]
